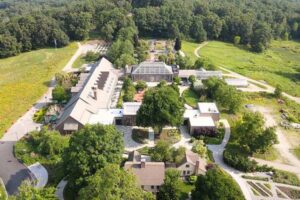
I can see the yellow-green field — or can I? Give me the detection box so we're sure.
[182,40,300,97]
[0,43,78,137]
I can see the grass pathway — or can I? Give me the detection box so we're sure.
[192,41,300,104]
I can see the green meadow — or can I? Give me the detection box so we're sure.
[182,40,300,97]
[0,43,78,137]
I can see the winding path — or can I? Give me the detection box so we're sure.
[194,42,300,104]
[207,120,252,200]
[0,43,82,195]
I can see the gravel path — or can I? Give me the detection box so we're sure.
[207,119,253,200]
[250,106,300,172]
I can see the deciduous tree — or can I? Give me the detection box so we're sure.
[78,164,154,200]
[63,124,124,188]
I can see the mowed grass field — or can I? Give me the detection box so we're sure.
[200,41,300,96]
[0,43,78,137]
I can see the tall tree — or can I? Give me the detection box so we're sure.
[136,85,184,132]
[250,22,272,52]
[63,124,124,188]
[236,112,278,153]
[174,37,181,51]
[0,34,20,58]
[192,167,244,200]
[157,169,181,200]
[78,164,154,200]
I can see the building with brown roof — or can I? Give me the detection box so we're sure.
[176,150,207,177]
[124,151,165,193]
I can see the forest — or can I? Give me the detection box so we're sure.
[1,0,300,58]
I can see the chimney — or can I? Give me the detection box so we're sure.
[195,160,200,175]
[92,87,97,100]
[141,158,146,168]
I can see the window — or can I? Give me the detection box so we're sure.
[151,186,154,189]
[183,170,186,175]
[187,171,190,175]
[186,164,190,168]
[157,186,160,190]
[141,185,144,189]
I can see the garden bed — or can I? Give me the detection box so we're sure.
[159,128,181,144]
[277,186,300,199]
[242,175,269,182]
[14,131,69,186]
[272,169,300,186]
[132,128,149,144]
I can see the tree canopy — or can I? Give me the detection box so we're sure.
[157,169,181,200]
[2,0,300,57]
[192,167,245,200]
[235,112,278,154]
[203,78,243,113]
[10,181,56,200]
[63,124,124,188]
[78,164,154,200]
[136,85,184,131]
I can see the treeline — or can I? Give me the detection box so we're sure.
[1,0,300,58]
[133,0,300,52]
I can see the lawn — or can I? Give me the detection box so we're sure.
[72,56,86,68]
[198,40,300,97]
[181,41,200,63]
[0,43,78,138]
[253,147,279,161]
[178,181,195,200]
[182,88,200,108]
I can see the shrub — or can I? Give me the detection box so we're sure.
[223,149,273,172]
[223,150,258,172]
[52,85,69,103]
[272,170,300,186]
[33,107,47,123]
[135,80,147,91]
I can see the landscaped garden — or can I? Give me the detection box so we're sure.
[14,128,69,186]
[131,128,149,144]
[0,42,78,138]
[158,128,181,144]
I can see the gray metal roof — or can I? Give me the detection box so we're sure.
[132,62,173,75]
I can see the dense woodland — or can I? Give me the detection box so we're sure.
[1,0,300,58]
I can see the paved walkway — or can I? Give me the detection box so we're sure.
[55,179,68,200]
[173,126,192,150]
[0,43,82,195]
[117,126,155,151]
[207,119,253,200]
[28,162,48,188]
